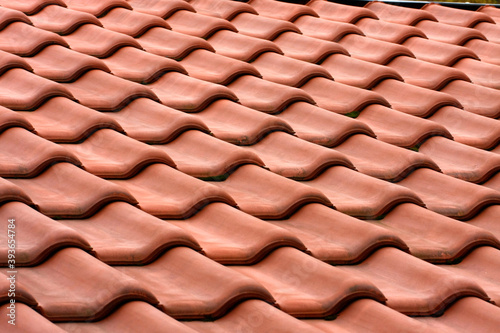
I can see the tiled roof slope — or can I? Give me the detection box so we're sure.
[0,0,500,331]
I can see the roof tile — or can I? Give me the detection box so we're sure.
[64,0,132,17]
[365,1,438,25]
[127,0,195,19]
[248,0,318,22]
[293,15,362,42]
[0,0,66,15]
[29,4,102,35]
[355,17,426,44]
[308,0,378,23]
[468,205,500,240]
[230,12,301,40]
[464,38,500,66]
[403,36,479,66]
[0,104,34,133]
[166,10,237,38]
[0,49,32,75]
[1,303,66,333]
[99,7,169,37]
[415,20,487,46]
[0,6,32,30]
[0,271,37,306]
[473,22,500,45]
[423,3,495,27]
[453,58,500,89]
[190,0,257,20]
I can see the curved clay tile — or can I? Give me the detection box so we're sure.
[0,0,66,15]
[397,168,500,220]
[117,246,276,319]
[277,102,375,148]
[321,54,403,89]
[308,0,378,23]
[333,134,439,182]
[1,303,67,333]
[440,80,500,118]
[180,49,261,85]
[0,68,75,110]
[0,127,81,177]
[102,46,186,84]
[468,205,500,241]
[107,98,209,144]
[251,52,332,87]
[25,45,111,82]
[62,24,142,58]
[403,36,479,66]
[4,247,159,321]
[58,302,198,333]
[300,77,390,115]
[0,22,68,56]
[230,12,301,40]
[465,39,500,66]
[10,162,138,218]
[270,203,408,264]
[338,247,489,316]
[248,0,318,22]
[155,130,264,179]
[374,203,500,263]
[484,172,500,192]
[338,34,414,65]
[64,0,132,17]
[128,0,195,19]
[273,31,348,63]
[294,15,363,42]
[0,272,38,306]
[29,5,102,35]
[137,27,215,60]
[356,104,452,149]
[60,202,201,265]
[61,129,176,179]
[355,18,426,44]
[429,106,500,150]
[0,105,34,133]
[0,6,32,30]
[190,0,258,20]
[168,202,306,265]
[62,69,159,111]
[474,22,500,45]
[453,58,500,89]
[209,164,333,219]
[231,247,386,318]
[149,72,237,112]
[478,4,500,16]
[18,97,124,143]
[420,136,500,183]
[99,7,170,37]
[194,99,294,146]
[422,3,495,28]
[364,1,438,26]
[166,10,237,39]
[0,49,32,75]
[441,246,500,305]
[111,163,237,218]
[415,20,487,46]
[228,75,315,114]
[242,131,354,180]
[0,202,91,266]
[304,166,425,219]
[185,300,319,333]
[388,55,471,90]
[208,29,283,62]
[372,79,462,117]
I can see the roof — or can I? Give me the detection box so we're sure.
[0,0,500,331]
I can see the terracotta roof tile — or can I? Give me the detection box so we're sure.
[57,301,198,333]
[60,202,201,265]
[248,0,318,22]
[0,6,32,30]
[0,49,32,75]
[334,134,440,181]
[423,3,495,27]
[304,166,424,219]
[190,0,257,20]
[0,22,68,57]
[207,29,283,62]
[1,303,66,333]
[168,202,306,264]
[355,17,426,44]
[273,31,348,63]
[301,77,390,115]
[166,10,237,38]
[452,58,500,89]
[474,22,500,45]
[0,201,91,266]
[415,20,487,46]
[0,271,37,306]
[308,0,378,23]
[156,130,264,178]
[398,168,500,220]
[478,4,500,16]
[0,0,66,15]
[0,104,34,132]
[127,0,195,19]
[276,101,376,148]
[18,96,124,143]
[105,98,209,144]
[62,23,142,58]
[231,247,386,318]
[483,172,500,192]
[468,205,500,240]
[403,36,479,66]
[116,246,275,319]
[210,164,333,219]
[365,1,438,25]
[99,7,169,37]
[29,4,102,35]
[102,46,187,84]
[25,44,111,82]
[464,38,500,66]
[64,0,132,17]
[293,15,362,42]
[230,12,301,40]
[270,203,408,264]
[180,49,261,85]
[321,53,403,89]
[228,75,314,113]
[339,247,489,316]
[194,99,294,145]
